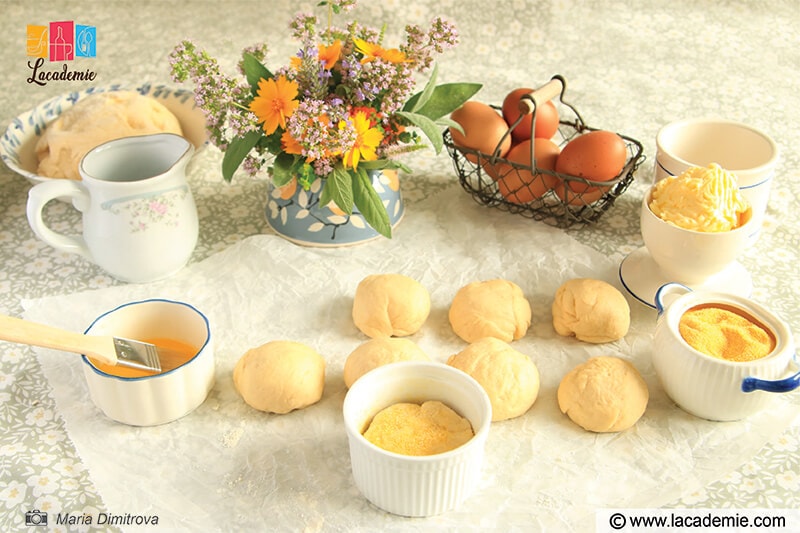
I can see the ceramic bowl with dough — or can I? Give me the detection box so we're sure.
[557,356,648,432]
[343,361,492,517]
[35,90,183,180]
[2,83,207,186]
[447,337,539,421]
[234,340,325,414]
[344,337,430,388]
[448,279,531,343]
[552,278,630,343]
[352,273,431,338]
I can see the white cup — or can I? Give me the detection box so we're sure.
[654,119,778,245]
[26,134,198,283]
[640,188,753,284]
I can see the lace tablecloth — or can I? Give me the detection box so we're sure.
[1,1,799,531]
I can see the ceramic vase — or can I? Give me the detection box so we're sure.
[265,169,405,247]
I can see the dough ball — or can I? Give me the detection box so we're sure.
[233,340,325,414]
[557,356,648,432]
[552,278,630,343]
[449,279,531,343]
[35,91,184,180]
[352,273,430,338]
[447,337,539,421]
[343,337,430,388]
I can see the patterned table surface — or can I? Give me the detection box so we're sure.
[2,1,799,531]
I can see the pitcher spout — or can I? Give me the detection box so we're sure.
[79,133,195,184]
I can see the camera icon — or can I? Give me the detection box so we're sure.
[25,509,48,526]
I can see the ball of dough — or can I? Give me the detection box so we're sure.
[557,356,648,432]
[449,279,531,343]
[35,91,184,180]
[343,337,430,388]
[352,273,431,338]
[233,340,325,414]
[447,337,539,421]
[552,278,630,343]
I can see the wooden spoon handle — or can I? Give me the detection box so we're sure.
[0,314,117,365]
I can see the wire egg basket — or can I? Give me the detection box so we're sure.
[444,75,645,228]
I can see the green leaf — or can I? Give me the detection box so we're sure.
[320,165,354,215]
[403,82,483,121]
[395,111,444,154]
[360,159,413,174]
[221,131,261,182]
[242,53,272,95]
[271,152,296,187]
[438,117,465,135]
[352,168,392,238]
[409,64,439,113]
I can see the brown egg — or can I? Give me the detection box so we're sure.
[494,138,561,204]
[555,130,627,205]
[501,88,560,142]
[449,101,512,163]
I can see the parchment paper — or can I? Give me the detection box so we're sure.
[23,184,799,532]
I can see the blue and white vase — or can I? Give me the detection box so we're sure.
[265,169,404,246]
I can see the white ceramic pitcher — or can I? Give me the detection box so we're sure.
[26,133,198,283]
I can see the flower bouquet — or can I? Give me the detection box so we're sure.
[170,0,481,238]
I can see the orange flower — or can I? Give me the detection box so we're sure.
[318,39,342,70]
[353,38,410,64]
[281,130,303,155]
[342,110,383,170]
[378,47,411,64]
[249,75,300,135]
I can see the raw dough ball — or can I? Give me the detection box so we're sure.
[557,356,648,432]
[233,340,325,414]
[35,91,184,180]
[352,273,431,338]
[343,337,430,388]
[447,337,539,421]
[449,279,531,343]
[552,278,630,343]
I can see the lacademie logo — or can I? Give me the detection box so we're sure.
[26,20,98,86]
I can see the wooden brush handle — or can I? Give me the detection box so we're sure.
[0,314,117,365]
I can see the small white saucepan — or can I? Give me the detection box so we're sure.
[652,282,798,421]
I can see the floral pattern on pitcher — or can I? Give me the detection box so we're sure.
[103,186,190,233]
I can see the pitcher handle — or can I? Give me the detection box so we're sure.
[26,180,92,260]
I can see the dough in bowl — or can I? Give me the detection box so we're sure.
[448,279,531,343]
[233,340,325,414]
[447,337,539,421]
[35,90,184,180]
[343,337,430,388]
[557,356,648,433]
[552,278,630,343]
[352,273,431,338]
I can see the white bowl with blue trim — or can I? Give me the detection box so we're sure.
[654,118,779,246]
[652,283,798,421]
[81,299,214,426]
[1,83,207,186]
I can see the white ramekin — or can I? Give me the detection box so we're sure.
[81,299,214,426]
[342,361,492,517]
